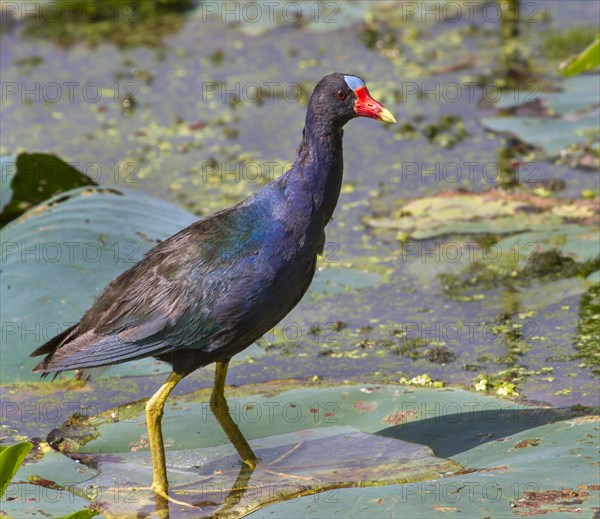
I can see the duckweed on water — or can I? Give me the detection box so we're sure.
[439,248,599,299]
[574,284,600,375]
[21,0,195,48]
[393,114,470,150]
[472,374,519,396]
[399,373,445,388]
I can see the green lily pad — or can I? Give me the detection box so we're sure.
[494,225,600,265]
[0,153,97,227]
[438,224,599,296]
[364,191,598,240]
[365,191,599,299]
[74,385,499,455]
[0,483,96,519]
[1,444,100,519]
[76,426,459,517]
[251,414,599,518]
[9,383,597,518]
[19,384,478,516]
[482,110,599,157]
[482,74,600,156]
[12,448,98,487]
[5,384,473,517]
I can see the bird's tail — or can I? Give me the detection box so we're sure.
[30,323,79,375]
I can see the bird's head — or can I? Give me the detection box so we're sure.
[307,72,396,127]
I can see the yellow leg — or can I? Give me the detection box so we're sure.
[146,371,183,496]
[210,361,257,468]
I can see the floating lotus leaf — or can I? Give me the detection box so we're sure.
[249,406,599,518]
[0,484,96,519]
[0,153,97,227]
[364,191,599,241]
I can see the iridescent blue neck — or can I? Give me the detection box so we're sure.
[279,115,344,230]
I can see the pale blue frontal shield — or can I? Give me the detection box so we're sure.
[344,75,366,91]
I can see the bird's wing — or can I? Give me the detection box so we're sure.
[33,206,266,372]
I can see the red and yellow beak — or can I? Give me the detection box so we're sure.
[354,86,397,124]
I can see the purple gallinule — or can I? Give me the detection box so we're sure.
[31,73,396,495]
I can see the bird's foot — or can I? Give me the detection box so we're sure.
[151,483,170,501]
[152,484,198,510]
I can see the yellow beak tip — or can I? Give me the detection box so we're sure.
[379,108,397,124]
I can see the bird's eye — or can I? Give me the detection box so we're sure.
[336,90,347,101]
